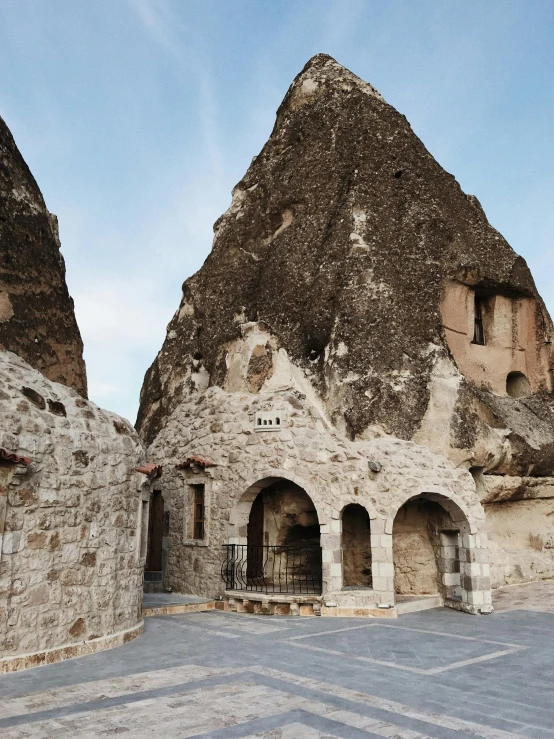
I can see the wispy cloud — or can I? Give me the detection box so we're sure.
[127,0,224,180]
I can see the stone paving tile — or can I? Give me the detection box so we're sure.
[1,591,554,738]
[285,624,521,674]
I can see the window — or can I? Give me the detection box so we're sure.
[192,484,205,539]
[506,371,531,398]
[472,294,485,345]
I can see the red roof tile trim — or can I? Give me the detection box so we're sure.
[176,456,216,470]
[0,448,32,466]
[135,463,162,478]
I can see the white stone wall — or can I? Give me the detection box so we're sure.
[148,381,492,614]
[0,352,147,667]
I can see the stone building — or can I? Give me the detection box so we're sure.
[137,54,554,616]
[0,118,150,671]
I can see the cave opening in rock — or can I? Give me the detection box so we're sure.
[341,503,372,588]
[506,371,532,398]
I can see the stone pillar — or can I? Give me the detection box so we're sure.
[0,466,15,559]
[369,517,395,606]
[320,525,341,595]
[438,530,462,601]
[457,532,493,614]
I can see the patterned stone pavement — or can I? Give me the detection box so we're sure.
[1,581,553,738]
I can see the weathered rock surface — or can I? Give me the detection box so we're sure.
[0,116,86,396]
[137,54,554,478]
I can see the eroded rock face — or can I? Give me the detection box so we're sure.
[0,116,87,397]
[137,54,554,478]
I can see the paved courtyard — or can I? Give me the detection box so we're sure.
[1,582,554,738]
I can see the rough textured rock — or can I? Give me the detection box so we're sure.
[0,116,86,396]
[0,351,146,669]
[137,53,554,480]
[137,54,553,608]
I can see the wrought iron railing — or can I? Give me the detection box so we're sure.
[221,544,322,594]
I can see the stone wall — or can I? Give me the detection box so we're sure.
[147,345,492,615]
[0,351,147,672]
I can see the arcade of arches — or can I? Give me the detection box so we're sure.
[216,478,491,615]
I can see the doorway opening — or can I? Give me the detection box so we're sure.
[341,504,372,588]
[145,490,164,590]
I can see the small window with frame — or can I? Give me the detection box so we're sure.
[192,484,205,540]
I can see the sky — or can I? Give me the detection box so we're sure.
[1,1,553,423]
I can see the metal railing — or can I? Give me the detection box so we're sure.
[221,544,322,594]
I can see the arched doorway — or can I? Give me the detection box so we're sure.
[224,478,322,594]
[393,496,463,604]
[341,504,372,588]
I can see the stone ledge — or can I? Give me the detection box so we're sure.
[224,590,322,616]
[225,590,322,604]
[0,621,144,674]
[143,602,216,617]
[320,606,397,618]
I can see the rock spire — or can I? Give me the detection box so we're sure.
[0,115,87,396]
[137,54,554,476]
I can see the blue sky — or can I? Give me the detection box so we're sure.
[1,1,553,423]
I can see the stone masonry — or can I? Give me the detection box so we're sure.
[148,326,492,616]
[0,352,148,672]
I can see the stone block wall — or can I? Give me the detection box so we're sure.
[147,383,492,614]
[0,352,147,671]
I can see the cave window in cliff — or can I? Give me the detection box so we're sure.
[238,478,321,594]
[506,371,532,398]
[472,293,486,345]
[341,504,372,588]
[393,496,463,603]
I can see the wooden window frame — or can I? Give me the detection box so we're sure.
[182,477,211,547]
[193,484,205,540]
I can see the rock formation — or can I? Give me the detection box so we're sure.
[137,54,554,601]
[137,54,554,479]
[0,115,87,397]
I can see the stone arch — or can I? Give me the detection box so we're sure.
[335,493,378,522]
[388,491,491,614]
[386,489,476,537]
[341,503,372,588]
[224,471,323,595]
[229,468,326,537]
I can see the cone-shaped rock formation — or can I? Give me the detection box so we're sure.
[0,115,87,396]
[137,54,554,476]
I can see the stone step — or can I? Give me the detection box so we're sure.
[395,595,442,614]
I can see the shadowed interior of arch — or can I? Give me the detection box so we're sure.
[393,496,463,603]
[341,503,372,588]
[242,478,321,593]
